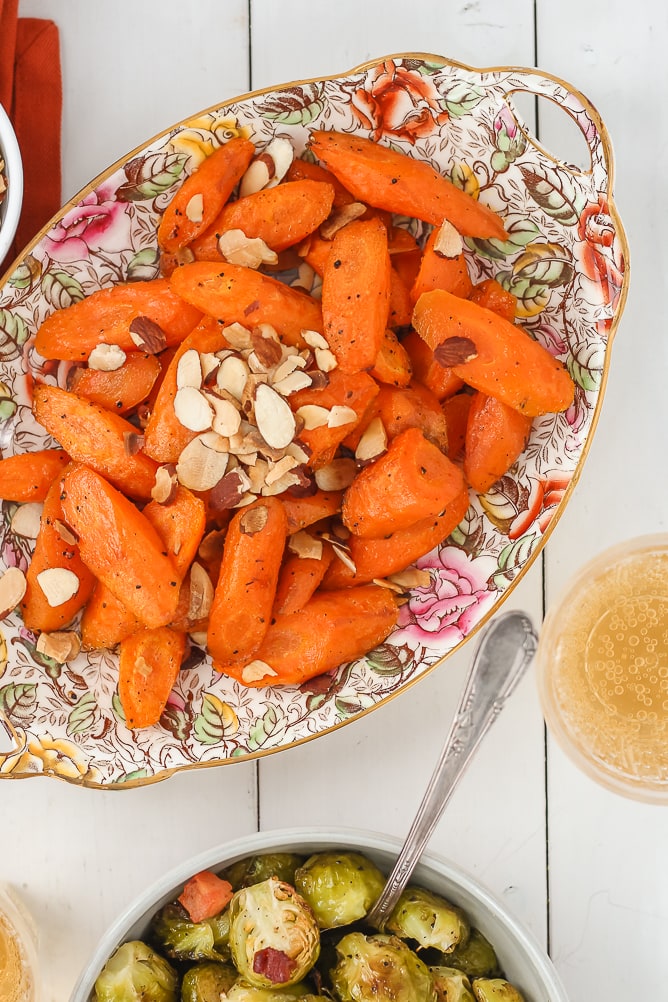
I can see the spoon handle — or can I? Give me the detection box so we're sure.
[367,609,538,930]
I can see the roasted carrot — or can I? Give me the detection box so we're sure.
[464,392,532,493]
[308,130,508,239]
[391,246,422,292]
[170,261,322,346]
[60,465,181,629]
[370,328,412,387]
[410,230,473,304]
[442,391,473,463]
[21,468,96,633]
[468,277,517,323]
[321,216,391,373]
[290,369,379,468]
[207,497,288,666]
[118,625,186,729]
[0,448,69,502]
[80,583,141,650]
[190,179,335,259]
[67,352,161,415]
[33,278,202,361]
[142,485,207,578]
[323,488,470,588]
[373,382,450,452]
[387,266,413,328]
[286,156,356,207]
[214,584,398,687]
[341,426,466,538]
[412,288,575,416]
[32,383,159,500]
[402,329,464,401]
[273,547,334,616]
[281,490,343,533]
[157,137,256,253]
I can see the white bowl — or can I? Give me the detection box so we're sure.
[0,103,23,268]
[69,826,569,1002]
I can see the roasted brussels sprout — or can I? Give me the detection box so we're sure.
[441,927,501,979]
[330,932,437,1002]
[471,979,526,1001]
[151,902,230,962]
[386,885,469,953]
[93,940,178,1002]
[180,961,238,1002]
[224,983,315,1001]
[225,853,305,889]
[430,966,476,1002]
[229,877,320,988]
[294,851,385,929]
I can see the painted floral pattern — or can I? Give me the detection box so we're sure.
[0,55,628,787]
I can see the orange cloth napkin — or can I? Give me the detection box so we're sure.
[1,0,62,271]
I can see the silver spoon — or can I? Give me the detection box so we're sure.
[366,608,539,930]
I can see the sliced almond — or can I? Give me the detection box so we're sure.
[251,325,283,368]
[434,336,478,367]
[187,561,214,620]
[320,201,367,239]
[239,504,269,535]
[314,457,357,491]
[272,353,307,383]
[285,440,311,465]
[208,468,253,512]
[216,354,249,401]
[433,218,463,258]
[176,347,203,389]
[222,322,253,351]
[272,370,313,396]
[36,568,80,607]
[302,328,329,351]
[176,435,229,491]
[264,137,295,185]
[129,316,167,354]
[327,405,358,429]
[355,416,388,462]
[88,343,126,371]
[174,386,214,432]
[264,455,300,486]
[254,383,296,450]
[36,630,81,664]
[124,431,145,456]
[295,404,330,430]
[10,503,43,539]
[0,566,27,619]
[151,465,178,504]
[217,228,278,269]
[388,567,432,589]
[314,346,338,372]
[288,530,323,560]
[54,519,78,545]
[239,158,272,198]
[241,659,277,684]
[198,528,226,565]
[207,394,242,438]
[200,352,221,381]
[261,471,302,496]
[246,457,271,494]
[185,192,204,223]
[330,541,357,573]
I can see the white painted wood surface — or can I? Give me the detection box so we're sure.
[1,2,666,1000]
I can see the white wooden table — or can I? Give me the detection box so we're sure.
[3,2,667,1000]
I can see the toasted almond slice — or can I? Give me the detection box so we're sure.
[330,541,357,573]
[129,316,167,354]
[302,328,329,351]
[372,576,406,594]
[188,561,214,620]
[176,347,203,389]
[264,455,300,486]
[216,355,249,401]
[261,471,302,497]
[124,431,145,456]
[209,469,253,511]
[320,201,367,239]
[36,630,81,664]
[199,429,230,453]
[285,440,310,465]
[151,465,178,504]
[199,351,220,380]
[314,346,338,373]
[88,343,126,371]
[189,630,208,646]
[355,416,388,462]
[217,228,279,269]
[388,567,432,589]
[10,502,43,539]
[174,386,214,432]
[239,504,269,535]
[254,383,296,450]
[327,405,358,429]
[207,394,242,438]
[295,404,330,430]
[54,519,78,545]
[291,261,317,292]
[246,457,270,494]
[0,566,27,619]
[176,436,229,491]
[222,322,253,351]
[272,353,307,383]
[272,370,313,396]
[239,158,272,198]
[241,659,277,684]
[288,530,323,561]
[433,218,464,258]
[251,325,283,368]
[185,192,204,223]
[314,457,357,491]
[198,528,226,565]
[36,567,80,607]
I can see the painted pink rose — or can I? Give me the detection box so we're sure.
[393,545,498,648]
[351,59,449,143]
[43,183,132,263]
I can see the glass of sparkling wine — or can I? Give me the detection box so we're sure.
[536,534,668,804]
[0,885,38,1002]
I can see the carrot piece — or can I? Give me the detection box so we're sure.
[323,488,470,588]
[442,392,473,463]
[392,246,422,291]
[214,584,398,687]
[370,328,412,388]
[80,582,141,650]
[178,871,234,923]
[289,369,379,468]
[142,316,227,463]
[142,486,206,578]
[33,278,202,362]
[207,497,288,666]
[170,262,322,346]
[341,426,465,538]
[287,157,358,208]
[157,137,256,253]
[60,465,181,629]
[388,226,420,256]
[67,352,161,416]
[118,625,186,729]
[273,547,334,616]
[32,383,159,500]
[321,216,391,373]
[308,130,508,239]
[299,231,332,276]
[0,448,69,502]
[387,266,413,328]
[402,329,464,401]
[190,179,335,259]
[468,277,517,323]
[412,288,575,416]
[374,382,450,452]
[281,490,343,533]
[21,469,96,633]
[464,392,532,493]
[410,230,473,304]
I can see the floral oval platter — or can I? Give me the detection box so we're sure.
[0,54,628,787]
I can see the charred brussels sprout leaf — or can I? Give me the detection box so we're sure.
[225,853,306,889]
[93,940,178,1002]
[330,932,437,1002]
[150,902,230,961]
[430,966,476,1002]
[441,927,501,978]
[471,978,526,1001]
[386,885,469,953]
[294,851,385,929]
[180,961,238,1002]
[229,877,320,988]
[224,983,317,1001]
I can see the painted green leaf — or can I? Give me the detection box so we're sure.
[248,704,287,750]
[265,99,325,126]
[112,692,125,721]
[465,216,542,260]
[567,341,603,392]
[519,165,587,225]
[0,309,30,362]
[126,247,160,282]
[0,682,38,726]
[116,151,188,202]
[66,692,98,736]
[441,81,485,117]
[512,243,574,288]
[366,643,412,676]
[496,270,551,317]
[193,692,232,745]
[42,270,86,311]
[117,768,150,783]
[492,534,539,587]
[335,693,376,717]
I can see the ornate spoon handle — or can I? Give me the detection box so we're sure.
[366,609,539,930]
